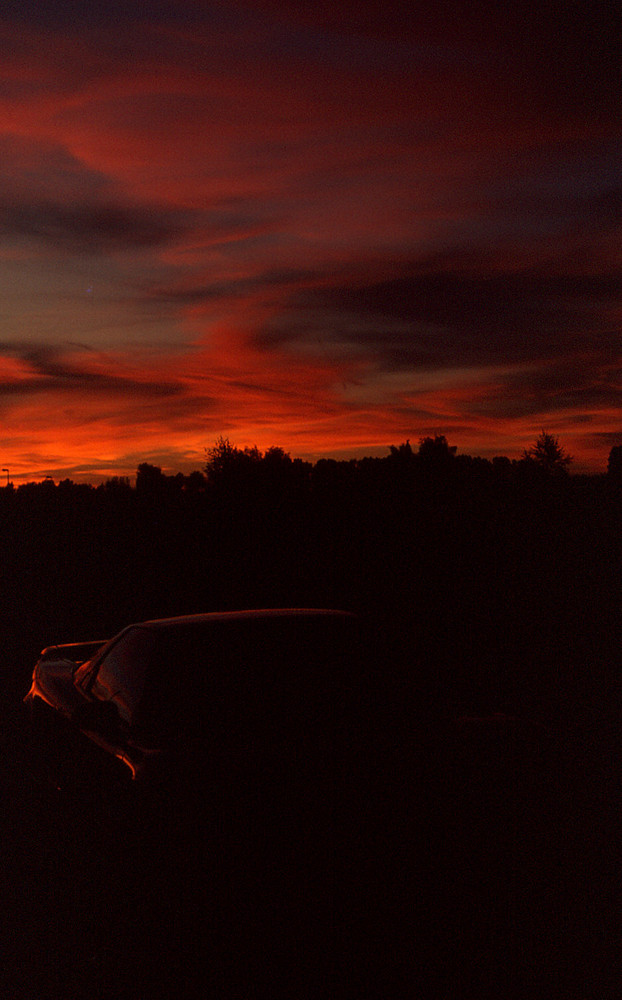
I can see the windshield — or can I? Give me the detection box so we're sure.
[89,627,156,724]
[74,613,359,744]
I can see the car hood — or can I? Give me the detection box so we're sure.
[26,656,163,782]
[25,656,87,719]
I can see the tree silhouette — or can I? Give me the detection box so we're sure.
[522,431,572,475]
[388,440,414,461]
[204,437,261,486]
[417,435,457,463]
[136,462,165,494]
[607,445,622,479]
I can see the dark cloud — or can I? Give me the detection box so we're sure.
[463,381,622,423]
[0,198,192,254]
[588,431,622,448]
[0,343,185,399]
[481,363,622,420]
[0,0,218,29]
[232,1,621,120]
[485,167,622,239]
[148,267,322,305]
[0,136,108,202]
[258,263,620,371]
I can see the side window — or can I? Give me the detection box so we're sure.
[91,628,155,723]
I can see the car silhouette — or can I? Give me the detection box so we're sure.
[23,607,361,793]
[14,608,557,997]
[16,609,383,994]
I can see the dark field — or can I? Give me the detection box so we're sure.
[1,459,622,997]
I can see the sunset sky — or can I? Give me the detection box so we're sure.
[0,1,620,481]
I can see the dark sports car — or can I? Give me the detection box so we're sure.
[24,608,360,791]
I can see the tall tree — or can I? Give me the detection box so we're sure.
[522,431,573,475]
[204,437,261,488]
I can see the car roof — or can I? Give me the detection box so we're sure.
[138,609,355,630]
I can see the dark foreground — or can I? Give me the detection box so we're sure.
[0,465,621,997]
[2,668,621,999]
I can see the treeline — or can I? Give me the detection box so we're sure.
[5,432,622,499]
[1,434,622,723]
